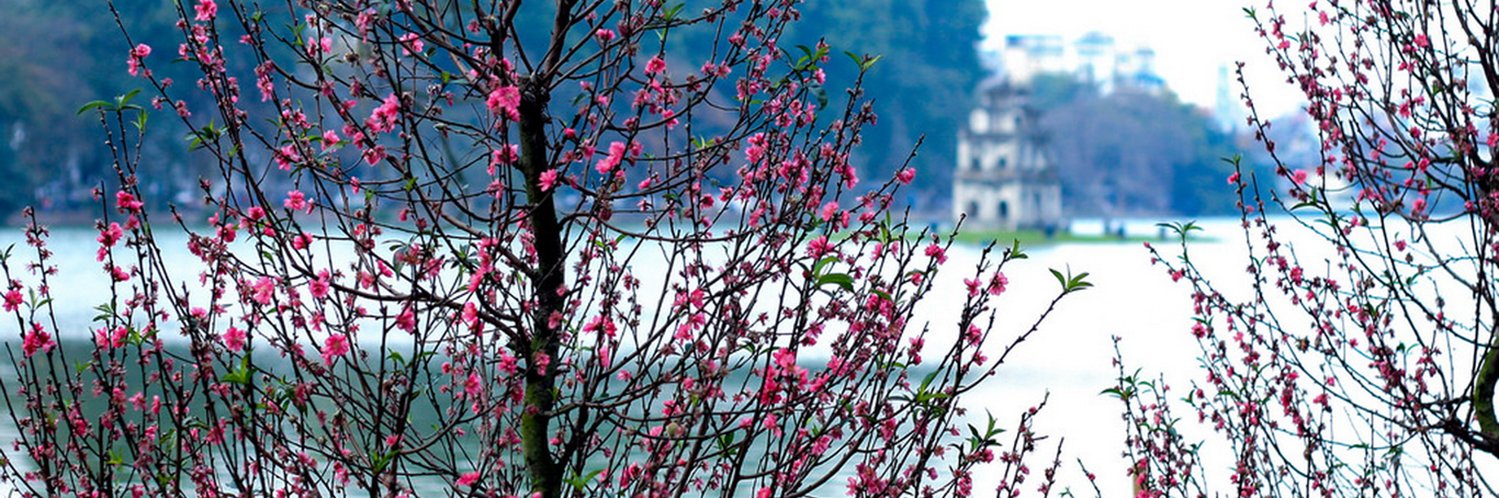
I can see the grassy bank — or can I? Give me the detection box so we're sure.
[952,228,1186,247]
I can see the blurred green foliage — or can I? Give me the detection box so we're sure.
[0,0,204,220]
[1028,72,1252,217]
[0,0,988,222]
[792,0,989,190]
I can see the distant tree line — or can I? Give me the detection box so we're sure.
[0,0,213,219]
[0,0,990,223]
[1028,72,1263,218]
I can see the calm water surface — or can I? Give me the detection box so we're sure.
[0,218,1268,494]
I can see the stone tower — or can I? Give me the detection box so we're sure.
[952,80,1064,231]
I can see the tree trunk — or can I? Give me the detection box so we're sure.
[517,82,565,498]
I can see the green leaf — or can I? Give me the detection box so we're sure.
[115,89,142,108]
[918,369,939,393]
[223,356,252,385]
[77,100,112,115]
[662,2,685,21]
[1050,267,1093,293]
[566,469,604,491]
[1009,239,1028,259]
[811,255,838,277]
[816,273,854,292]
[371,450,393,474]
[844,51,862,67]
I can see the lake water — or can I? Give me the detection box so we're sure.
[0,217,1268,495]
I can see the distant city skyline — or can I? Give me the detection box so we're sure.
[983,0,1306,118]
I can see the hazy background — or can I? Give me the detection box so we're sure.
[0,0,1313,225]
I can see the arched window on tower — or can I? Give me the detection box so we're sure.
[970,157,982,171]
[998,201,1010,220]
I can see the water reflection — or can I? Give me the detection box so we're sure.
[0,218,1255,494]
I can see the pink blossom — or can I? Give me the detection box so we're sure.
[275,144,302,170]
[194,0,218,22]
[305,37,332,57]
[533,352,551,374]
[674,312,706,341]
[355,9,376,34]
[222,326,246,352]
[367,93,401,133]
[896,168,916,184]
[583,315,617,338]
[251,276,276,305]
[127,44,151,76]
[806,235,834,258]
[22,324,53,357]
[284,190,310,212]
[321,130,341,150]
[457,472,480,487]
[309,270,331,299]
[490,144,519,171]
[322,333,350,364]
[924,244,947,264]
[97,222,124,260]
[461,302,479,328]
[645,55,667,75]
[399,33,424,55]
[594,29,616,44]
[362,145,387,166]
[595,141,628,174]
[1291,169,1309,185]
[255,61,276,101]
[487,86,521,121]
[3,290,22,312]
[395,305,416,333]
[988,272,1008,295]
[96,325,128,349]
[820,202,838,221]
[464,372,481,398]
[539,169,559,192]
[116,191,144,212]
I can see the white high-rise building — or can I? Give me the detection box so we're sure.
[996,32,1163,94]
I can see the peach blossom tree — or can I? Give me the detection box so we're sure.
[0,1,1076,497]
[1123,1,1499,496]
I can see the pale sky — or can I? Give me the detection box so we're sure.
[983,0,1307,118]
